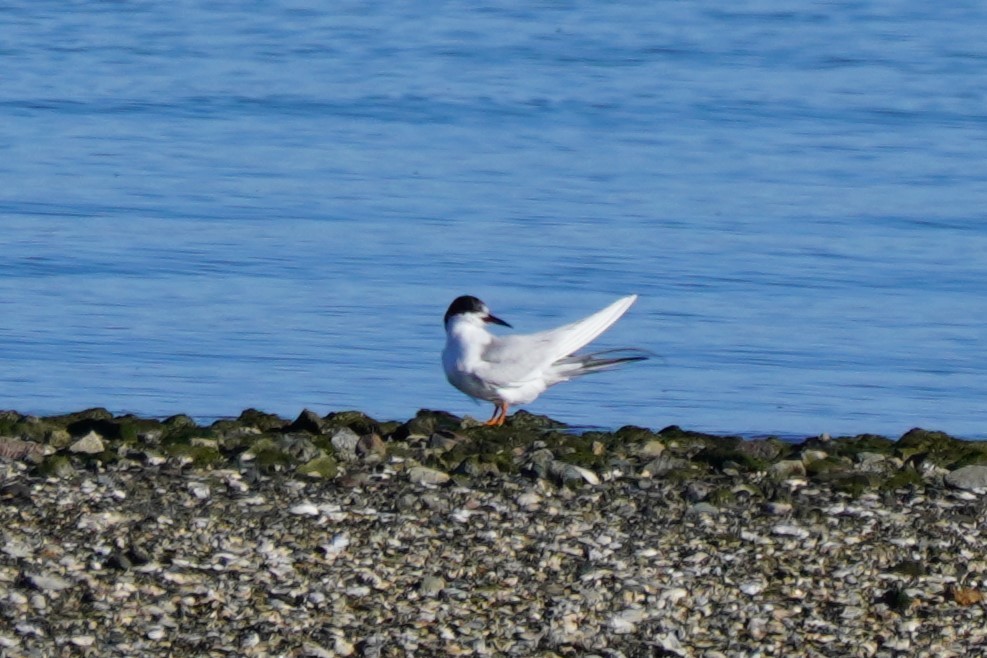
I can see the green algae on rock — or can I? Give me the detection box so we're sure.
[0,408,985,496]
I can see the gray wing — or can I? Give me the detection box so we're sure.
[478,333,561,387]
[478,295,639,386]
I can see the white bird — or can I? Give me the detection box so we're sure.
[442,294,648,426]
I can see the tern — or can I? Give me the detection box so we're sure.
[442,294,648,426]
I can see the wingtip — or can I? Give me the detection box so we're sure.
[617,293,638,309]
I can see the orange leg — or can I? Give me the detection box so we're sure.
[484,401,509,426]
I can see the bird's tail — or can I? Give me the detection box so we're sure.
[556,348,652,376]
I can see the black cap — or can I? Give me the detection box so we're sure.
[444,296,511,327]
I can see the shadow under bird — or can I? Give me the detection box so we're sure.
[442,294,649,426]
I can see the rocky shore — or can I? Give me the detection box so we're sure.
[1,407,986,657]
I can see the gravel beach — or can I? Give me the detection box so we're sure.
[2,408,987,657]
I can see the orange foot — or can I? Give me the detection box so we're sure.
[484,401,509,426]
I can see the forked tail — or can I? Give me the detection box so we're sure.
[557,348,652,375]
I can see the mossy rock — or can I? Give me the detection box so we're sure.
[502,410,568,431]
[895,428,987,468]
[246,437,294,471]
[323,410,381,436]
[112,415,164,443]
[879,467,925,491]
[452,455,501,478]
[286,409,324,434]
[823,472,880,496]
[656,426,743,457]
[2,415,65,443]
[390,409,462,440]
[890,559,926,578]
[296,453,338,479]
[377,420,402,437]
[161,415,204,445]
[897,428,954,449]
[706,486,736,506]
[851,433,896,453]
[164,443,224,468]
[437,431,519,474]
[208,418,256,442]
[949,451,987,469]
[550,435,610,470]
[654,463,709,483]
[66,417,125,441]
[614,425,661,443]
[805,455,854,478]
[814,434,894,459]
[879,586,913,613]
[279,434,323,463]
[48,408,114,425]
[736,438,790,464]
[237,408,288,432]
[0,411,22,436]
[35,454,76,478]
[693,436,773,472]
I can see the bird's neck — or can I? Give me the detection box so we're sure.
[446,319,493,355]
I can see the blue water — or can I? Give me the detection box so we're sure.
[3,2,987,438]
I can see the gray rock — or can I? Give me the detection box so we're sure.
[801,449,829,465]
[685,481,712,502]
[69,431,104,454]
[547,461,600,485]
[635,440,666,458]
[280,435,322,463]
[452,455,500,478]
[330,428,361,461]
[769,460,806,479]
[945,464,987,492]
[688,502,720,516]
[420,492,452,513]
[429,430,465,453]
[523,448,556,479]
[356,433,386,459]
[736,438,785,463]
[640,453,688,478]
[856,451,886,465]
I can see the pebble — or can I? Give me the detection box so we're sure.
[24,572,71,592]
[772,523,810,539]
[289,502,320,516]
[419,575,445,597]
[739,580,766,596]
[407,465,450,486]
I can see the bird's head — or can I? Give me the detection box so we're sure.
[444,295,512,329]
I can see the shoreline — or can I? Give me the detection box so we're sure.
[2,408,987,656]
